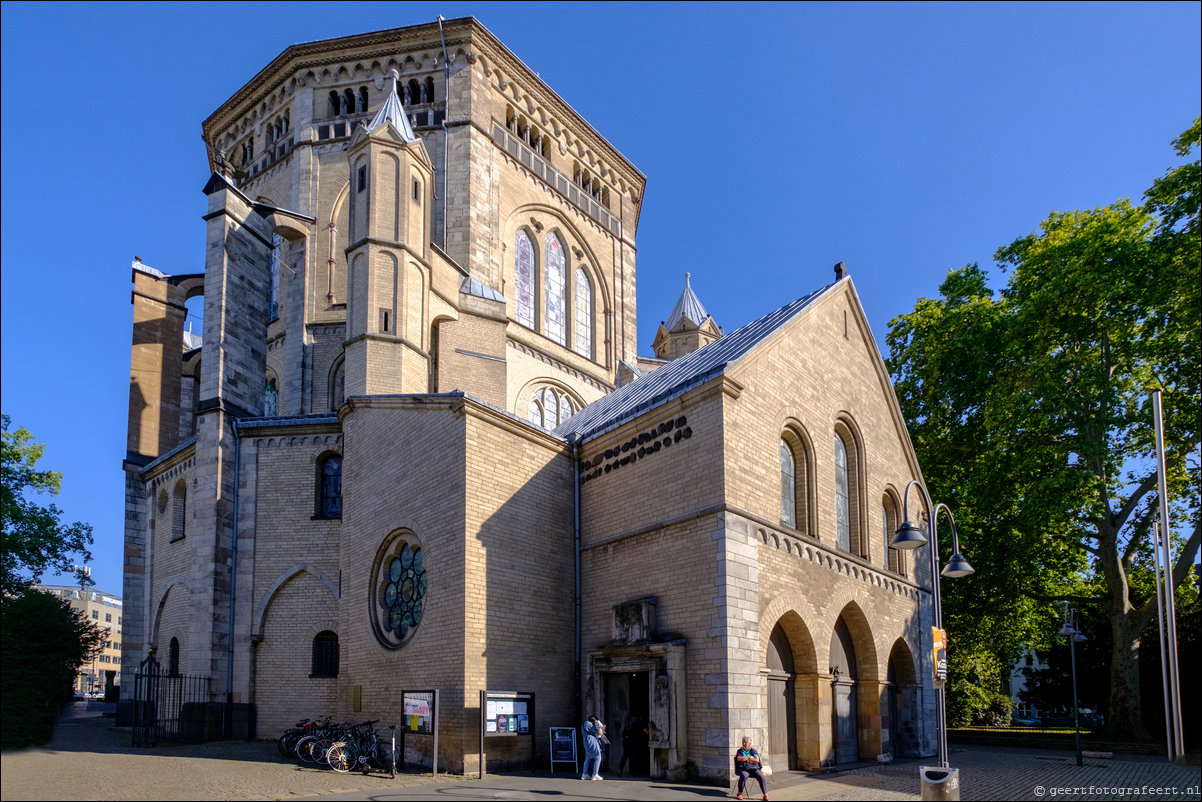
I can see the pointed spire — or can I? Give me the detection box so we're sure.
[365,69,417,142]
[665,272,712,331]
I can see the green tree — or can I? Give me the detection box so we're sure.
[886,121,1201,739]
[1,589,104,748]
[1,413,94,596]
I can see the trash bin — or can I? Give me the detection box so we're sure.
[919,765,960,801]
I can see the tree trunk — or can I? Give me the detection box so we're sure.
[1105,594,1147,739]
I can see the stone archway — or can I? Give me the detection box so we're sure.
[766,623,797,771]
[761,609,820,771]
[885,638,921,758]
[829,617,860,764]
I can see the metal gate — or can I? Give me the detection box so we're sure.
[132,652,213,746]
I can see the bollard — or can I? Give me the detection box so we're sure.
[919,766,960,801]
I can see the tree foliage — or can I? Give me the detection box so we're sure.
[886,121,1201,738]
[1,413,93,596]
[1,588,104,748]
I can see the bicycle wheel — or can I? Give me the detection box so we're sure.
[327,742,352,773]
[295,735,319,763]
[308,737,333,764]
[277,731,297,757]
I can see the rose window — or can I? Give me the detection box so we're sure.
[370,535,427,648]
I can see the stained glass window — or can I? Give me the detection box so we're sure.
[835,435,850,552]
[320,455,342,519]
[574,268,592,358]
[371,536,428,649]
[264,377,278,417]
[515,232,535,328]
[529,398,543,428]
[544,389,558,427]
[560,396,573,423]
[781,440,796,527]
[545,234,566,345]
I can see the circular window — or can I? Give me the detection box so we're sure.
[369,533,427,649]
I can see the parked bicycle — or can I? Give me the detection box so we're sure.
[326,720,397,776]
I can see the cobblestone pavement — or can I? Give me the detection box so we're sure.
[2,704,1198,801]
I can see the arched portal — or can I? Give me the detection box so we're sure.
[829,617,860,764]
[766,623,797,770]
[885,638,921,758]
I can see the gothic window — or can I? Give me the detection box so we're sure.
[423,76,434,103]
[544,389,558,428]
[514,231,535,329]
[528,388,576,430]
[574,268,592,359]
[560,396,574,423]
[780,439,797,527]
[329,357,345,411]
[358,86,369,113]
[528,397,544,428]
[835,434,850,552]
[317,454,342,519]
[172,480,187,541]
[269,234,281,320]
[883,494,906,576]
[544,234,567,345]
[264,375,278,417]
[408,79,421,105]
[167,637,180,677]
[370,533,427,649]
[343,89,355,115]
[311,631,339,677]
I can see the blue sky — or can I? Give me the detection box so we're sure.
[2,1,1199,594]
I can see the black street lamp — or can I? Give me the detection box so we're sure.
[892,480,975,769]
[1057,603,1087,767]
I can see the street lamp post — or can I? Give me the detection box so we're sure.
[892,480,975,770]
[1058,603,1087,767]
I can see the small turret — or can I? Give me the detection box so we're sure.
[652,273,722,360]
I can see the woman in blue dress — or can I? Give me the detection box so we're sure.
[581,714,605,780]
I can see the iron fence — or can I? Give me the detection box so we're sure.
[131,652,214,746]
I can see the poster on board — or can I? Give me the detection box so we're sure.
[932,627,948,688]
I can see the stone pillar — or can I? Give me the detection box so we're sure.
[127,264,187,463]
[858,679,887,761]
[279,228,309,415]
[794,672,826,770]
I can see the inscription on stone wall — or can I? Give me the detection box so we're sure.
[579,415,692,485]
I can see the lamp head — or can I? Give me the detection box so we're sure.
[892,520,928,550]
[1072,632,1087,643]
[941,552,975,578]
[1057,623,1077,637]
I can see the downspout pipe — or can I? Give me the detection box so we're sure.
[571,433,582,726]
[226,415,241,738]
[437,15,451,250]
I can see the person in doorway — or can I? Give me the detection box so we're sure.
[734,736,769,801]
[616,716,649,776]
[581,715,606,781]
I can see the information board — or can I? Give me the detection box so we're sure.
[402,691,435,734]
[549,727,577,772]
[932,627,948,688]
[484,693,532,735]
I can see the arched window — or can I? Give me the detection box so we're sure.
[167,637,180,677]
[423,77,434,103]
[544,390,558,428]
[528,396,544,428]
[408,79,421,105]
[358,86,369,113]
[574,268,592,359]
[528,388,576,430]
[343,89,355,115]
[883,494,906,576]
[269,234,281,320]
[780,439,797,527]
[780,428,814,535]
[329,357,345,411]
[514,231,535,328]
[172,480,187,541]
[264,376,278,417]
[560,396,574,423]
[317,454,343,519]
[328,91,340,117]
[835,434,850,552]
[311,631,339,677]
[544,234,566,345]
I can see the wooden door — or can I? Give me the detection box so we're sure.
[766,676,794,771]
[833,683,859,763]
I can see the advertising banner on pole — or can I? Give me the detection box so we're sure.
[932,627,948,688]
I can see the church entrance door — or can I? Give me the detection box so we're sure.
[766,623,797,771]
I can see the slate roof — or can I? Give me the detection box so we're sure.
[664,273,712,331]
[556,281,836,442]
[366,70,417,142]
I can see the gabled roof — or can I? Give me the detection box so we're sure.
[556,281,836,442]
[365,69,417,142]
[664,272,712,331]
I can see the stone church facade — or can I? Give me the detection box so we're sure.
[121,17,937,781]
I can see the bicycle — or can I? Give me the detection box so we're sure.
[277,718,314,758]
[326,720,396,777]
[294,716,336,763]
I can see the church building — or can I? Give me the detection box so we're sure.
[121,17,938,781]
